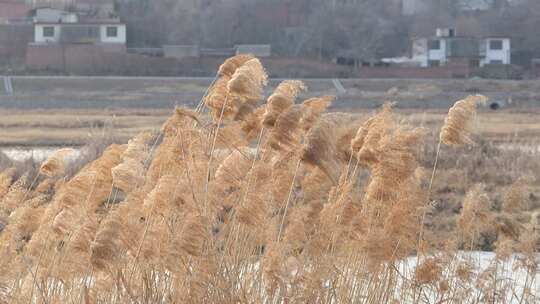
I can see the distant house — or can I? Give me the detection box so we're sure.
[34,21,126,45]
[412,29,511,68]
[31,7,126,46]
[26,6,127,71]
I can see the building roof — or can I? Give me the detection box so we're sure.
[35,20,124,25]
[423,35,510,40]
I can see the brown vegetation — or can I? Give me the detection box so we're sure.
[0,55,538,303]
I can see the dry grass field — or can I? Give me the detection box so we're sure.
[0,55,538,303]
[1,108,539,147]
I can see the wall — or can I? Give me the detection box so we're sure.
[427,39,447,65]
[26,43,182,75]
[355,66,475,79]
[236,45,271,57]
[163,45,200,59]
[99,24,126,44]
[482,38,511,65]
[412,38,428,67]
[35,24,61,43]
[0,23,33,67]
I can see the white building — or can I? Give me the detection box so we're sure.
[480,38,511,66]
[34,22,126,45]
[412,30,510,67]
[31,7,126,46]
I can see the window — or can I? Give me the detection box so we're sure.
[43,26,55,38]
[490,60,503,65]
[489,40,503,50]
[428,60,441,67]
[106,26,118,37]
[469,59,480,68]
[428,39,441,50]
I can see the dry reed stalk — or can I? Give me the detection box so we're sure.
[301,95,334,132]
[502,176,533,213]
[301,118,340,183]
[351,103,394,167]
[0,167,17,199]
[203,59,268,217]
[364,127,424,203]
[0,174,27,218]
[111,132,152,193]
[52,144,125,233]
[267,105,304,152]
[457,184,494,248]
[240,105,266,141]
[277,159,302,242]
[205,75,234,119]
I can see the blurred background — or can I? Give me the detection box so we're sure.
[1,0,540,78]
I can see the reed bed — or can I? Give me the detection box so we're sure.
[0,56,538,304]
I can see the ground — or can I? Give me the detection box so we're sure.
[1,108,539,147]
[1,76,540,146]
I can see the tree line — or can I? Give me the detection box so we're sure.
[115,0,540,66]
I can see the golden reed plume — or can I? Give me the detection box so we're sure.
[440,95,487,146]
[40,148,77,177]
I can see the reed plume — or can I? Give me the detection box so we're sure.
[112,131,152,193]
[51,144,125,235]
[301,95,334,131]
[300,118,341,183]
[162,106,200,136]
[457,184,494,247]
[228,58,268,102]
[39,148,76,177]
[263,80,306,127]
[240,105,266,141]
[364,127,425,202]
[502,176,532,212]
[218,54,254,77]
[267,105,304,151]
[351,103,394,166]
[205,75,234,119]
[440,95,487,146]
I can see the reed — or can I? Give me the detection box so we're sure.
[0,56,537,304]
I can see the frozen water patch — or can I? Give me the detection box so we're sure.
[1,147,81,162]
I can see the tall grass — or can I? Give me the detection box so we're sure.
[0,56,538,303]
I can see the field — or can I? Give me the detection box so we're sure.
[2,75,540,148]
[0,56,539,303]
[2,108,540,147]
